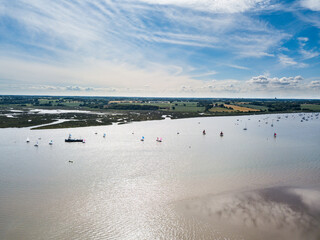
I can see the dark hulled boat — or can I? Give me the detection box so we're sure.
[65,134,84,143]
[65,138,83,142]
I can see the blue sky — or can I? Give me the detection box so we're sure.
[0,0,319,97]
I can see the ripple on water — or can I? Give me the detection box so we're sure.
[0,113,319,239]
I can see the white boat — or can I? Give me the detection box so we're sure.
[34,141,39,147]
[49,140,53,145]
[26,138,30,143]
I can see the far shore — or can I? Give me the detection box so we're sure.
[0,107,317,130]
[1,96,319,129]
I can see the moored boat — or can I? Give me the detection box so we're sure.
[65,134,84,142]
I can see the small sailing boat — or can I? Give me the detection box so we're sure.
[243,123,247,130]
[141,136,144,141]
[220,131,224,137]
[26,138,30,143]
[274,133,277,138]
[34,141,39,147]
[156,137,162,142]
[103,133,106,138]
[49,140,53,145]
[203,130,206,135]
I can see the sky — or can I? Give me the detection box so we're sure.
[0,0,319,98]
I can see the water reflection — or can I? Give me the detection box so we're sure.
[179,186,320,240]
[0,113,319,239]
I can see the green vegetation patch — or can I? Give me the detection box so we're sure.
[301,104,320,111]
[170,101,205,112]
[238,104,268,111]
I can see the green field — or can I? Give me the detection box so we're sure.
[116,102,170,108]
[301,104,320,111]
[38,99,83,107]
[170,101,204,112]
[238,104,269,111]
[111,101,205,112]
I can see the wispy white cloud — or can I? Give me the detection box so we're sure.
[138,0,273,13]
[278,54,307,68]
[0,0,287,60]
[296,9,320,29]
[300,0,320,11]
[226,64,250,70]
[0,0,318,97]
[297,37,320,60]
[191,71,218,79]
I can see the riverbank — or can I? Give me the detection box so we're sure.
[1,95,319,129]
[0,107,314,130]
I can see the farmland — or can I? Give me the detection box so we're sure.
[0,95,319,129]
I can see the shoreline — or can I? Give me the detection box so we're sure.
[0,108,318,130]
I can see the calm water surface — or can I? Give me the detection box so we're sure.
[0,113,320,239]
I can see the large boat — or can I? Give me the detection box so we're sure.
[65,134,84,142]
